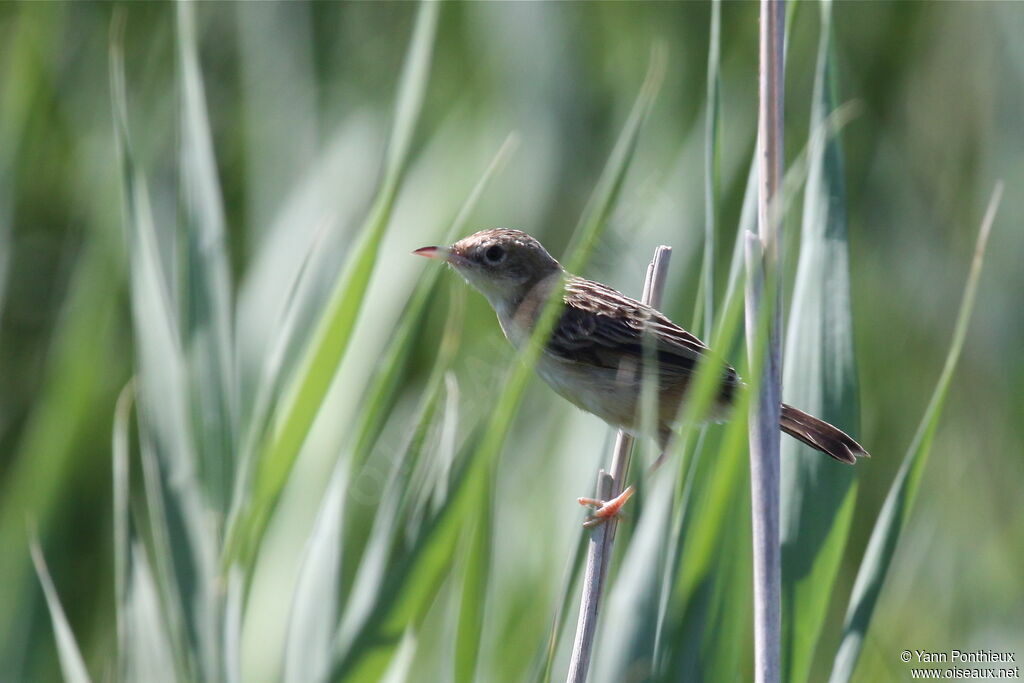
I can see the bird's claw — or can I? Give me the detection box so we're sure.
[578,485,635,529]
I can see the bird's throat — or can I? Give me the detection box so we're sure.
[495,271,564,350]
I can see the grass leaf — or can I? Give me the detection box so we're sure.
[333,48,664,682]
[332,325,469,680]
[453,483,493,683]
[177,0,238,511]
[283,464,348,683]
[113,382,134,674]
[828,183,1003,683]
[700,0,722,339]
[123,543,180,683]
[111,26,221,680]
[347,132,519,477]
[29,539,91,683]
[780,3,860,681]
[227,0,440,570]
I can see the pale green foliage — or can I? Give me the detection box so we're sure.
[7,2,1013,682]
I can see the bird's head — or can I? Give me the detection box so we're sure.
[414,229,562,310]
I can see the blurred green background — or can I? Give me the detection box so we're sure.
[1,2,1021,681]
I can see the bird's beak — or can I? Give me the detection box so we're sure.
[413,245,448,260]
[413,245,470,268]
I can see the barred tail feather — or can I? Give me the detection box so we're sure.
[779,403,869,465]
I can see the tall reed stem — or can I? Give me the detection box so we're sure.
[746,1,785,681]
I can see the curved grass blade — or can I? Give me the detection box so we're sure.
[123,542,179,683]
[111,25,221,681]
[593,469,677,683]
[829,184,1002,683]
[223,569,244,683]
[330,134,510,603]
[534,528,587,683]
[453,478,493,683]
[227,0,440,571]
[348,132,519,477]
[0,244,122,669]
[0,7,121,662]
[381,630,418,683]
[282,464,348,683]
[137,428,199,681]
[332,48,664,682]
[699,0,722,339]
[479,43,665,525]
[598,266,746,681]
[29,538,91,683]
[113,382,134,675]
[332,303,465,680]
[655,83,854,681]
[660,390,752,681]
[780,3,860,680]
[177,0,238,512]
[466,48,663,678]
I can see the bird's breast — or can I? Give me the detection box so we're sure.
[534,354,649,431]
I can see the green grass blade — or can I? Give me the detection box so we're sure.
[333,320,466,680]
[177,0,238,511]
[111,28,221,680]
[0,5,48,296]
[380,630,419,683]
[331,438,475,682]
[224,569,243,683]
[780,3,860,681]
[283,464,348,683]
[0,6,114,662]
[477,44,665,498]
[534,529,587,683]
[454,483,493,683]
[333,49,664,682]
[111,18,194,488]
[347,132,519,477]
[326,134,513,600]
[29,539,91,683]
[229,222,324,530]
[136,433,198,681]
[227,0,440,570]
[700,0,722,339]
[124,543,180,683]
[453,49,663,675]
[659,419,753,682]
[828,184,1003,683]
[651,274,749,675]
[562,237,742,680]
[0,240,122,668]
[113,382,134,675]
[723,159,758,321]
[593,469,677,683]
[330,135,512,601]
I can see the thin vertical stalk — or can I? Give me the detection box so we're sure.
[702,0,721,340]
[746,1,785,682]
[567,246,672,683]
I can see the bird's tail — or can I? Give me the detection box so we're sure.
[779,403,869,464]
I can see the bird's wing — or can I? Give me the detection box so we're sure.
[549,277,738,386]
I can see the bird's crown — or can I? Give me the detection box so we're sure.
[452,228,542,255]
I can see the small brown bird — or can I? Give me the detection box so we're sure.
[415,229,868,521]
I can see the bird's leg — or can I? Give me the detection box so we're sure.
[576,443,672,528]
[578,485,635,529]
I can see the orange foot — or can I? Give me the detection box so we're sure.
[578,485,635,529]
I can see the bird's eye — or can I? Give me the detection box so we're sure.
[483,244,506,264]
